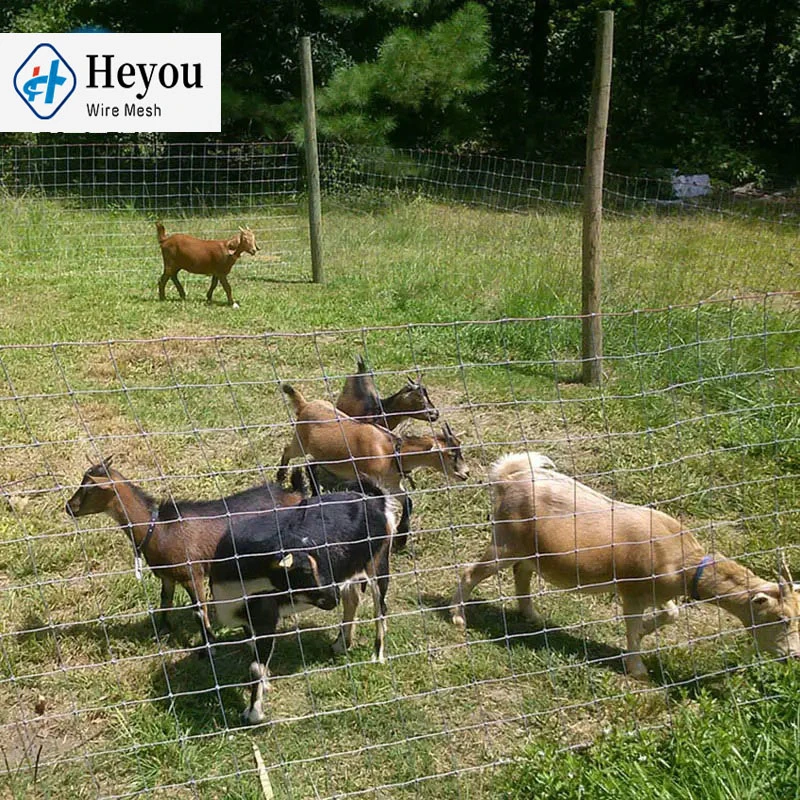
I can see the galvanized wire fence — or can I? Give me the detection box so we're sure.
[1,142,799,798]
[1,302,799,798]
[0,141,307,282]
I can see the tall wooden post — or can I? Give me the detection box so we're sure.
[581,11,614,384]
[300,35,323,283]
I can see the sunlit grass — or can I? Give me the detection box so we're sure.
[0,194,798,798]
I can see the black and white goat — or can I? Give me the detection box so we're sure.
[210,480,399,724]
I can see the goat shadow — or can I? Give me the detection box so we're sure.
[421,592,629,674]
[421,593,733,700]
[148,621,348,730]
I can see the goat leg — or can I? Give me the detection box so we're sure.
[392,493,413,551]
[277,439,303,484]
[156,577,176,638]
[370,564,390,664]
[621,596,650,680]
[243,598,280,725]
[332,583,360,655]
[170,273,186,299]
[450,541,508,628]
[513,561,544,627]
[640,600,680,636]
[306,464,322,496]
[184,578,216,657]
[206,275,219,304]
[157,272,169,300]
[219,275,238,309]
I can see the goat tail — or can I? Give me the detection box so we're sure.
[489,451,557,486]
[280,382,306,411]
[155,221,168,243]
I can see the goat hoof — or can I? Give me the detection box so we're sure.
[451,612,466,629]
[624,657,649,681]
[232,302,240,310]
[520,608,545,628]
[242,706,265,726]
[331,637,348,655]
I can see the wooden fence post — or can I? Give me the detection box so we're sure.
[300,35,324,284]
[581,10,614,384]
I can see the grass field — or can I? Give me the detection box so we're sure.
[1,193,799,799]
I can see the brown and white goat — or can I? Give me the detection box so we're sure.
[156,222,259,308]
[450,452,800,678]
[65,457,306,646]
[335,355,439,430]
[276,383,469,545]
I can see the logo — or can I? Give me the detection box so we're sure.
[14,43,76,119]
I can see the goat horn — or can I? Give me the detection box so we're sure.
[780,555,794,586]
[102,455,114,469]
[442,422,455,439]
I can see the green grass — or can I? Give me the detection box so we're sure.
[0,193,798,798]
[496,665,800,800]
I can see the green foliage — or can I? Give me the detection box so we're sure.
[2,0,800,195]
[316,2,490,147]
[5,0,79,31]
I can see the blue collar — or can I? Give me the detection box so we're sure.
[691,554,714,601]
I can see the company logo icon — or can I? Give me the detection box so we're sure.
[14,44,76,119]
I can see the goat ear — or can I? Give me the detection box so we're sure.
[751,591,774,607]
[277,553,294,570]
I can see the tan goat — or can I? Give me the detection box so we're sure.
[451,451,800,678]
[276,383,469,546]
[156,222,259,308]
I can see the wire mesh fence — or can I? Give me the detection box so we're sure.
[1,141,800,797]
[318,144,800,302]
[0,141,307,283]
[1,299,799,798]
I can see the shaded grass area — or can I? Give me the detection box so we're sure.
[0,195,798,798]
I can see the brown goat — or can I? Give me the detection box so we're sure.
[65,457,306,646]
[276,383,469,544]
[451,452,800,678]
[335,355,439,430]
[156,222,258,308]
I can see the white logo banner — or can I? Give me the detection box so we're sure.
[2,33,221,132]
